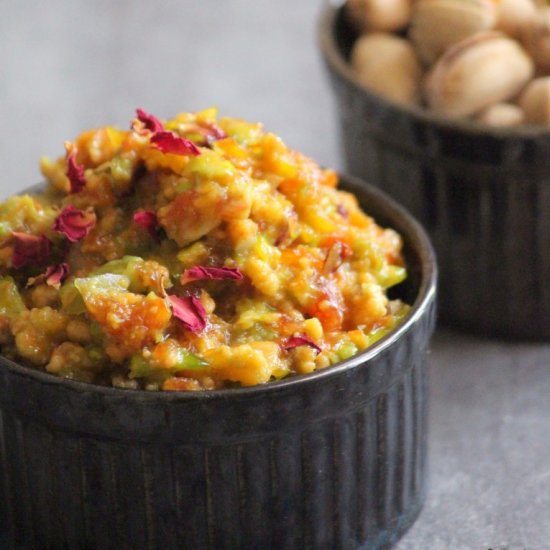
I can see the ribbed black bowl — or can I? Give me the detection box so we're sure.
[320,2,550,340]
[0,175,436,550]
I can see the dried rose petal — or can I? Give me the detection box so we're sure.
[135,108,164,133]
[284,335,322,355]
[177,122,227,147]
[168,295,206,333]
[54,206,97,243]
[66,148,86,193]
[27,263,70,289]
[196,122,227,144]
[151,131,201,156]
[202,122,227,141]
[9,232,52,269]
[337,204,349,218]
[133,210,160,242]
[181,266,244,284]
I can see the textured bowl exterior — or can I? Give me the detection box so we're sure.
[0,176,436,550]
[320,4,550,340]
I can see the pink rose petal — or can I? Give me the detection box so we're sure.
[27,263,70,289]
[168,295,206,333]
[202,122,227,141]
[195,122,227,145]
[133,210,160,242]
[54,205,97,243]
[181,266,244,285]
[66,148,86,194]
[135,108,164,133]
[177,122,227,147]
[284,335,322,355]
[151,131,201,156]
[9,232,52,269]
[336,204,349,219]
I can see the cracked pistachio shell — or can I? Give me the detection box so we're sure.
[521,6,550,72]
[518,77,550,125]
[409,0,498,65]
[351,33,422,105]
[346,0,413,32]
[424,32,534,118]
[496,0,537,38]
[476,103,525,127]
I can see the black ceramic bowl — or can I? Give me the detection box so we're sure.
[0,175,436,550]
[320,2,550,340]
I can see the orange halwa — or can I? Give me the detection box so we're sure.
[0,109,409,391]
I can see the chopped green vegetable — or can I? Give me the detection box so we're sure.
[129,355,152,378]
[90,256,170,294]
[86,345,107,365]
[216,118,262,145]
[0,276,26,317]
[0,195,56,234]
[335,340,359,361]
[172,348,209,371]
[91,256,143,279]
[175,180,193,193]
[0,222,11,240]
[367,328,391,346]
[185,151,236,181]
[129,348,208,381]
[73,274,130,308]
[177,242,209,267]
[91,257,146,292]
[59,282,87,315]
[110,155,136,185]
[377,265,407,289]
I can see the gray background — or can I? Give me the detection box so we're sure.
[2,1,550,548]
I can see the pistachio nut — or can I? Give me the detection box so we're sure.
[495,0,537,39]
[351,33,422,105]
[424,32,534,118]
[476,103,526,127]
[409,0,498,65]
[521,6,550,72]
[346,0,413,33]
[518,77,550,125]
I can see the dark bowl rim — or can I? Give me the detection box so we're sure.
[0,174,437,401]
[319,0,550,140]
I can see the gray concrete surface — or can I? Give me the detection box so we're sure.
[2,1,550,548]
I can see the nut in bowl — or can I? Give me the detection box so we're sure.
[345,0,550,127]
[320,0,550,339]
[0,109,436,549]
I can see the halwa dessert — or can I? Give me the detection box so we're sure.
[0,109,409,391]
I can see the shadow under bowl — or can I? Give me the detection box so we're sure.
[0,175,436,550]
[320,2,550,340]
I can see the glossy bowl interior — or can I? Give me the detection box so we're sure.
[0,175,436,550]
[320,1,550,340]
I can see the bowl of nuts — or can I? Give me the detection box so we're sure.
[320,0,550,339]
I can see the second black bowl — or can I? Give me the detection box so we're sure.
[320,2,550,340]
